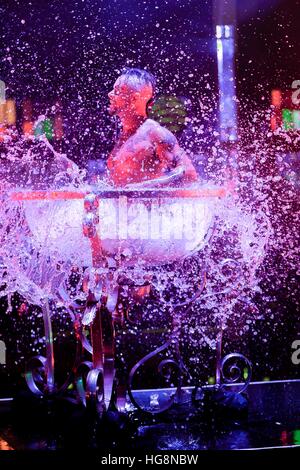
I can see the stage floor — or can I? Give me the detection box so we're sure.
[0,380,299,451]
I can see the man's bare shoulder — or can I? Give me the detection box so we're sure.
[144,119,177,147]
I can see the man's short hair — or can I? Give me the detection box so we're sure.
[119,68,156,96]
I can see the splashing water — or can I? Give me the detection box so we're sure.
[0,1,299,383]
[0,132,272,355]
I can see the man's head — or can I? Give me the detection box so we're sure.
[108,68,156,118]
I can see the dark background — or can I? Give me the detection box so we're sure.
[1,0,300,160]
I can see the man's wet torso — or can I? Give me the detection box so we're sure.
[107,119,198,187]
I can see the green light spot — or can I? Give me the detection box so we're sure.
[293,430,300,445]
[282,108,294,131]
[150,94,188,134]
[43,119,53,140]
[293,429,300,445]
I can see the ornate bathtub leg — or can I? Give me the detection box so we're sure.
[26,298,83,397]
[43,300,55,392]
[25,299,55,396]
[101,307,117,411]
[127,307,186,415]
[85,306,105,412]
[80,192,128,414]
[128,339,184,414]
[215,321,252,394]
[212,259,254,394]
[76,290,119,414]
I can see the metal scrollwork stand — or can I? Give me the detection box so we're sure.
[215,259,253,394]
[127,240,253,413]
[127,312,186,414]
[25,190,253,417]
[25,298,82,397]
[216,328,252,394]
[75,192,122,415]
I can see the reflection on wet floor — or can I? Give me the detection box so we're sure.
[1,421,300,451]
[135,421,300,450]
[0,394,299,451]
[0,380,299,451]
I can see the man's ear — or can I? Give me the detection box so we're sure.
[146,97,155,116]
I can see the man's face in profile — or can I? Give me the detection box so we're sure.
[108,76,153,117]
[108,78,134,116]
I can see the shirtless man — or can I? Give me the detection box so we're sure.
[107,68,198,188]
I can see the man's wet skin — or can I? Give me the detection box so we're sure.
[106,74,198,188]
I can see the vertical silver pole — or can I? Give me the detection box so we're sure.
[213,0,238,143]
